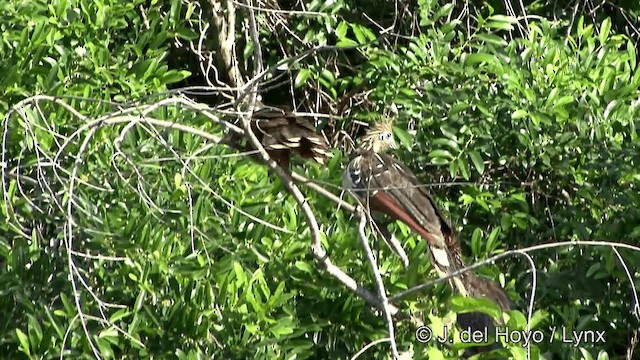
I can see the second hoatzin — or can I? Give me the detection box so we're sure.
[342,119,512,352]
[246,105,330,168]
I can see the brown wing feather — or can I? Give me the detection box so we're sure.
[368,191,442,246]
[250,107,329,166]
[346,148,512,294]
[379,154,454,232]
[365,153,451,243]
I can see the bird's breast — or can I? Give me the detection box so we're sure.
[343,156,366,191]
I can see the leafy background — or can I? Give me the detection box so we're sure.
[1,0,639,359]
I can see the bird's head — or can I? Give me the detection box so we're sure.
[361,118,397,153]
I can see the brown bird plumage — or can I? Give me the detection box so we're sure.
[343,120,512,354]
[249,105,330,168]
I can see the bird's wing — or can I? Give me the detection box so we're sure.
[345,151,451,244]
[344,150,467,279]
[251,109,329,163]
[381,154,455,234]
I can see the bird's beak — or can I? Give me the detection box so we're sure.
[389,137,399,149]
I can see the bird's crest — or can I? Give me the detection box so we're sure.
[360,117,397,152]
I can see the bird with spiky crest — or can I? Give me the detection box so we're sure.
[342,118,512,354]
[342,118,457,269]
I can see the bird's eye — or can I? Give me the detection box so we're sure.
[385,132,392,139]
[378,134,385,140]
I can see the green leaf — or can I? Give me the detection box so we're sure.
[511,109,528,119]
[450,296,502,320]
[554,95,574,108]
[337,38,359,47]
[468,151,485,174]
[175,28,199,41]
[485,21,514,31]
[351,24,366,44]
[294,69,311,88]
[44,306,64,339]
[475,33,507,47]
[458,158,469,180]
[432,138,460,151]
[98,327,119,339]
[428,149,454,160]
[426,348,445,360]
[430,157,450,165]
[470,227,482,255]
[161,70,191,85]
[441,20,461,34]
[486,227,501,249]
[295,261,313,274]
[243,40,255,59]
[464,53,498,66]
[599,18,611,44]
[336,21,348,39]
[434,3,453,21]
[392,126,413,150]
[448,159,458,178]
[528,310,548,329]
[233,262,246,286]
[487,15,518,24]
[94,337,114,358]
[577,16,585,37]
[628,40,637,70]
[580,348,595,360]
[320,69,335,83]
[16,329,30,355]
[110,309,131,323]
[27,315,43,350]
[269,317,295,337]
[505,310,528,330]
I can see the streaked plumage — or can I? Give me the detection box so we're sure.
[249,106,330,168]
[223,104,328,167]
[343,119,512,353]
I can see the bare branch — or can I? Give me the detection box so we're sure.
[357,209,400,359]
[291,171,357,213]
[210,0,244,87]
[351,338,390,360]
[390,240,640,302]
[613,247,640,321]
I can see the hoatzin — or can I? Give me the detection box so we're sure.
[342,119,512,353]
[246,104,330,168]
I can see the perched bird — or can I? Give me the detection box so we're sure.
[342,119,512,353]
[247,105,330,168]
[341,119,458,274]
[449,243,514,355]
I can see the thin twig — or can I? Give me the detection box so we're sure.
[390,240,640,302]
[350,337,390,360]
[66,126,103,359]
[612,247,640,321]
[357,209,400,359]
[516,250,536,360]
[291,171,356,213]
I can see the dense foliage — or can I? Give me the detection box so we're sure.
[1,0,639,359]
